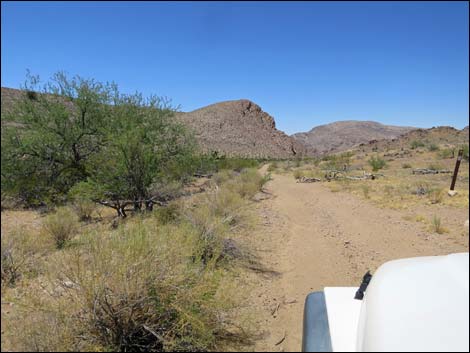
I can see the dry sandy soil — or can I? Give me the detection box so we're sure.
[241,165,468,352]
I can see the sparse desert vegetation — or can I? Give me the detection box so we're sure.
[0,73,273,352]
[1,166,269,351]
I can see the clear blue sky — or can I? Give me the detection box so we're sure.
[2,1,469,134]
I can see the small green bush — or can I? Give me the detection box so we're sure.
[42,207,78,249]
[367,156,387,172]
[427,143,439,152]
[438,147,455,159]
[460,144,469,162]
[410,140,425,149]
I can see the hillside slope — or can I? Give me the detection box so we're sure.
[292,120,416,155]
[355,125,469,153]
[176,99,305,158]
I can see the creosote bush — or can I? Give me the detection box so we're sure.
[42,207,79,249]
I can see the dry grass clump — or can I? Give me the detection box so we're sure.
[411,181,433,196]
[431,215,447,234]
[42,207,79,249]
[427,163,444,171]
[267,161,278,172]
[293,169,303,180]
[71,199,97,222]
[225,169,269,199]
[428,188,445,204]
[9,218,243,352]
[1,226,51,287]
[361,184,371,199]
[5,169,261,351]
[212,169,233,186]
[182,169,264,264]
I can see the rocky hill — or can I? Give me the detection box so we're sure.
[176,99,305,158]
[292,120,416,155]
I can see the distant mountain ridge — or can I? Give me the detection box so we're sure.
[353,125,469,154]
[3,86,466,158]
[291,120,417,155]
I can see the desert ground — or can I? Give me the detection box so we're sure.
[239,163,468,351]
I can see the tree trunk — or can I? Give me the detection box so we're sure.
[133,199,142,212]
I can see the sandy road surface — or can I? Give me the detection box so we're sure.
[246,167,468,352]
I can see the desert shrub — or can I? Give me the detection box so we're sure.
[460,144,469,162]
[428,188,445,204]
[293,169,303,180]
[155,202,181,225]
[1,237,22,287]
[267,161,278,172]
[71,199,96,222]
[182,198,228,264]
[321,152,353,171]
[402,163,413,169]
[42,207,79,249]
[216,158,259,172]
[226,169,266,199]
[1,227,50,287]
[12,219,240,352]
[438,147,455,159]
[411,181,433,196]
[149,180,185,203]
[431,215,446,234]
[212,169,233,186]
[367,156,387,172]
[410,140,425,149]
[427,163,443,171]
[213,189,246,227]
[427,143,439,151]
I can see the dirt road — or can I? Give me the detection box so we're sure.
[246,168,468,352]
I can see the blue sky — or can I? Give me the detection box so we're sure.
[1,1,469,134]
